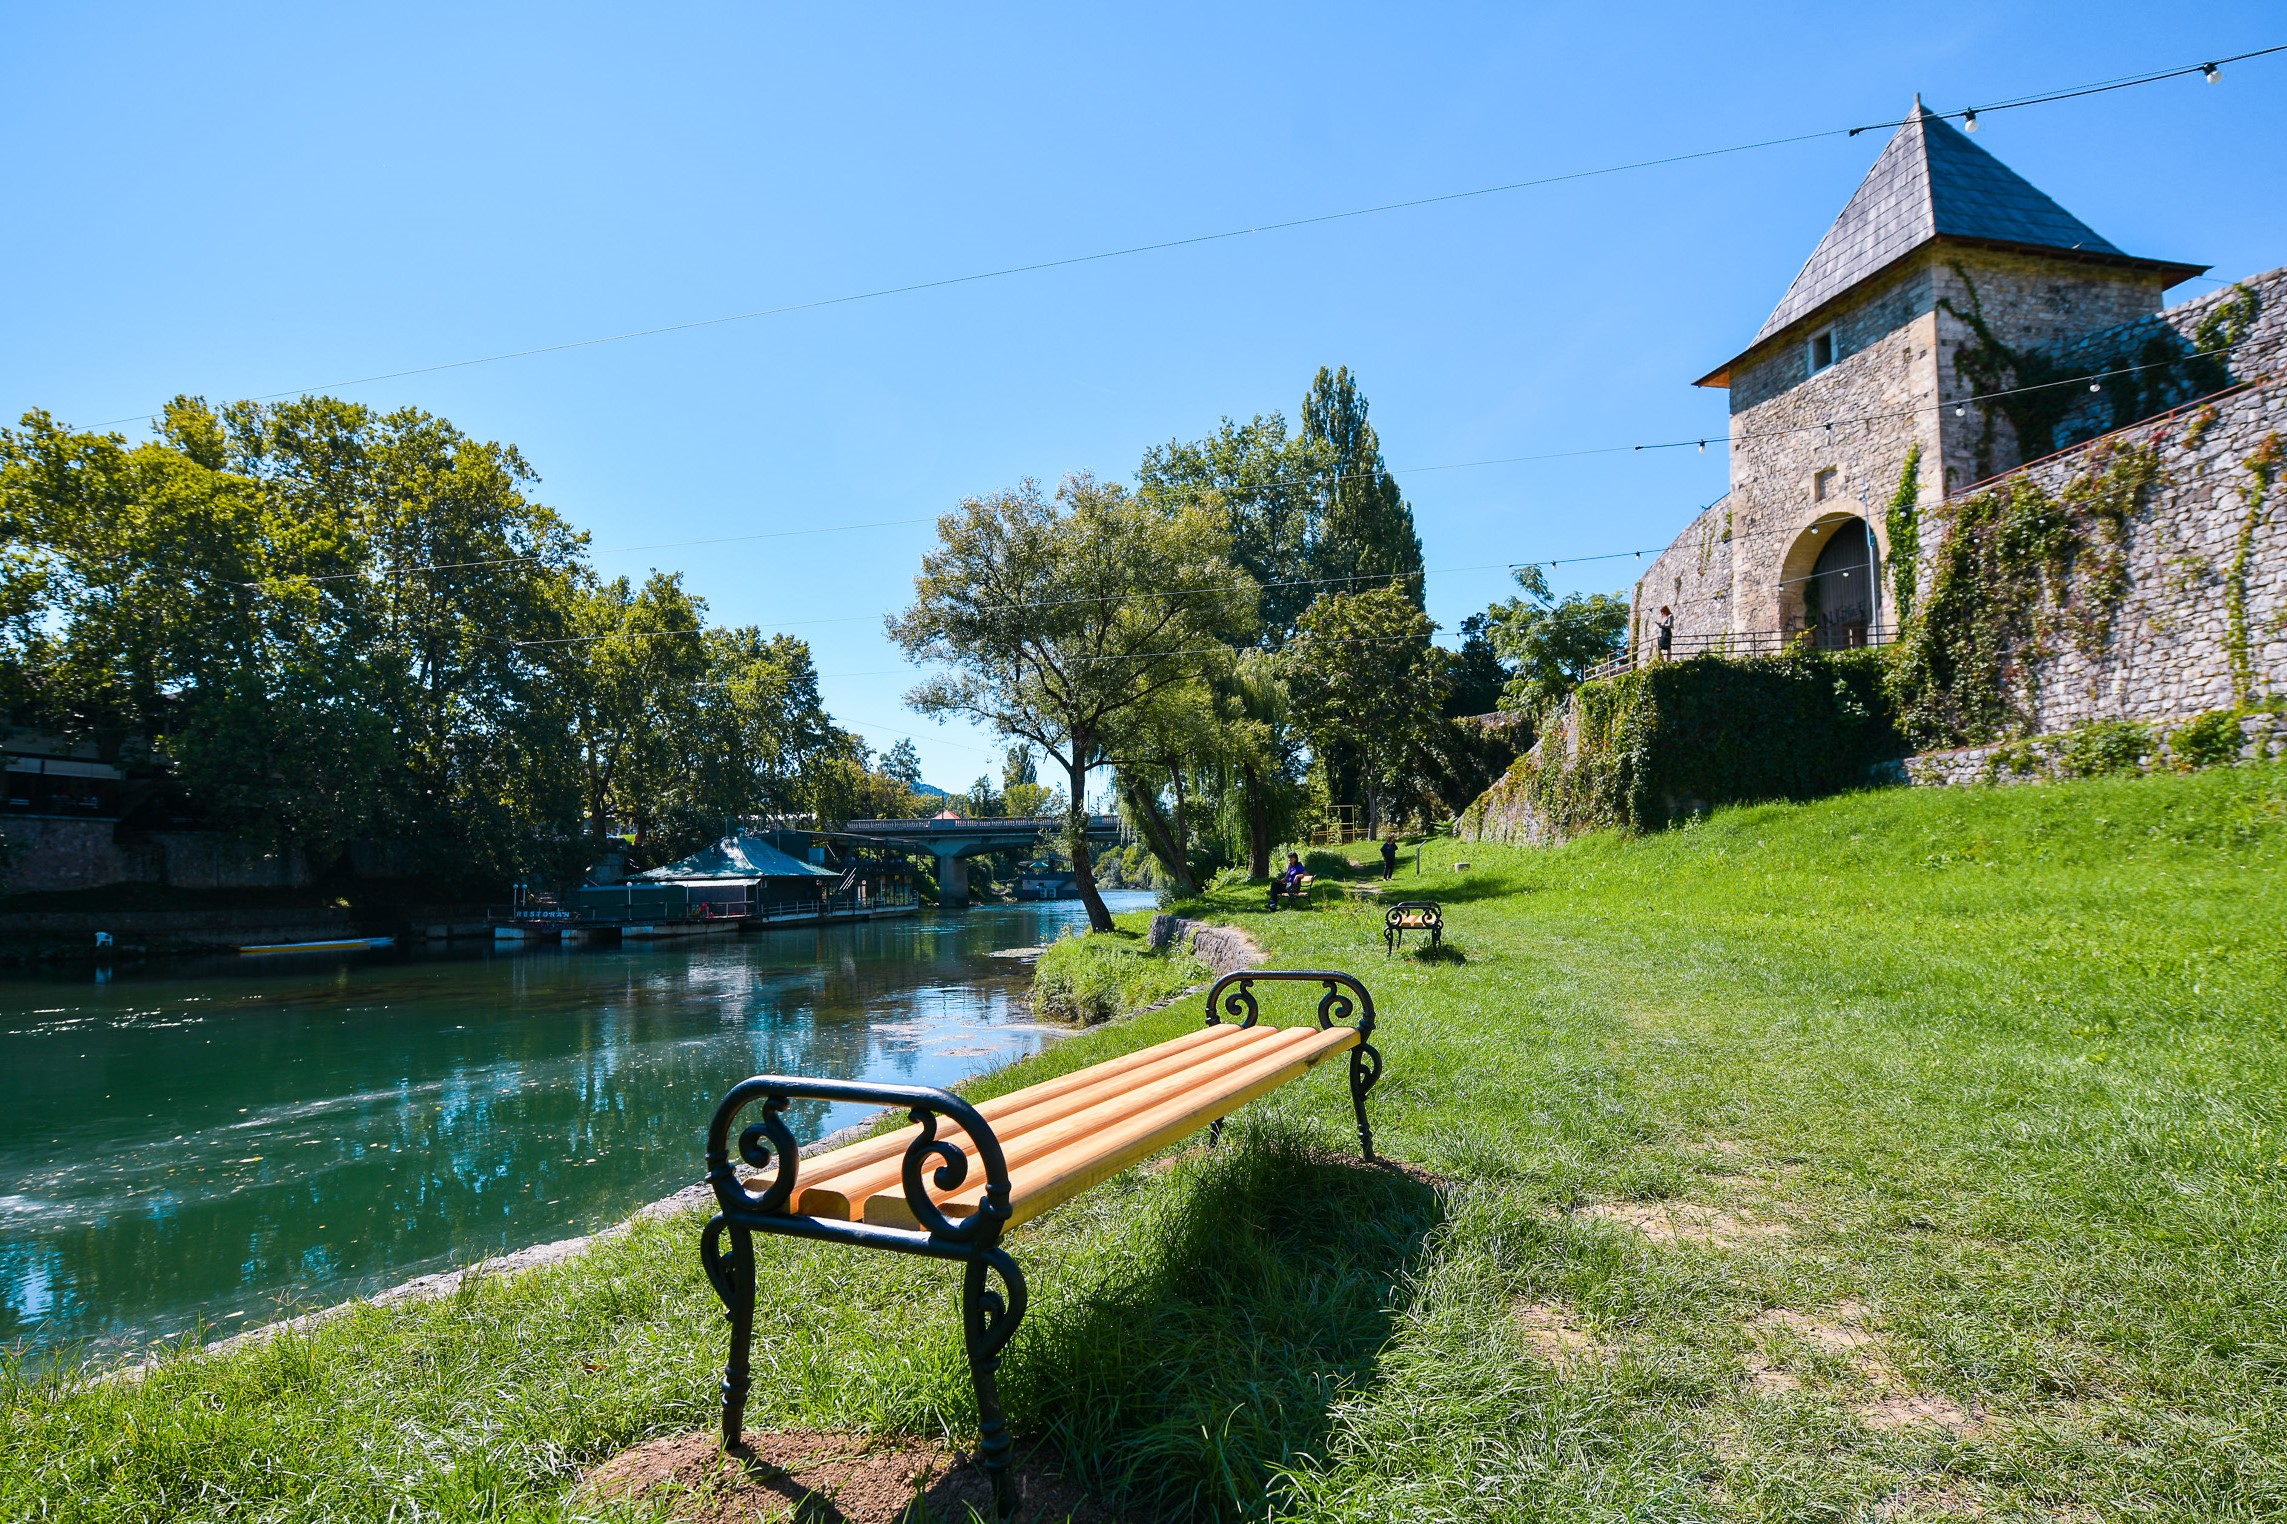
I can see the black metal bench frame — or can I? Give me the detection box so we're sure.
[699,968,1383,1519]
[1383,900,1443,955]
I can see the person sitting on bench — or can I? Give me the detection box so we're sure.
[1267,851,1306,910]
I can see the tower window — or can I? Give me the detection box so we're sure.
[1814,468,1838,502]
[1808,328,1836,373]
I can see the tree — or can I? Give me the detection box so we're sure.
[568,571,707,850]
[1108,677,1227,895]
[1282,584,1449,833]
[1301,367,1425,609]
[888,474,1255,932]
[1485,566,1630,720]
[881,737,925,791]
[1442,613,1511,717]
[1136,366,1425,874]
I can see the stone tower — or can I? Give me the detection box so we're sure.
[1636,100,2204,657]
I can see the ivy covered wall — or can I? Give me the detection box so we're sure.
[1455,651,1902,844]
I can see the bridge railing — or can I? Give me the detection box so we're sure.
[842,814,1122,835]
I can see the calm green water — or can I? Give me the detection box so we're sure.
[0,894,1150,1359]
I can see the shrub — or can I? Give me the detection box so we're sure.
[2058,719,2155,779]
[2169,709,2248,771]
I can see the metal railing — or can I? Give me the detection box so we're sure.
[1584,624,1897,682]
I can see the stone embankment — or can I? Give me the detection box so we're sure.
[1146,914,1259,976]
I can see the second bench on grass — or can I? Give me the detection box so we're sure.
[699,968,1385,1520]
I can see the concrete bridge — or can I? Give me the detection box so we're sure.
[840,814,1123,907]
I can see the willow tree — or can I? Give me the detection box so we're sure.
[888,473,1255,932]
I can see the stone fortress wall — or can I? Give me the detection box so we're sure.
[1631,260,2286,733]
[1952,348,2286,734]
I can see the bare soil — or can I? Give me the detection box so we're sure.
[1512,1299,1603,1364]
[1574,1199,1792,1246]
[582,1430,1126,1523]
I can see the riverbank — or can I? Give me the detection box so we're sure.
[7,763,2284,1521]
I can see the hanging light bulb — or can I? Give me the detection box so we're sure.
[2204,61,2221,84]
[1954,405,1967,417]
[1697,440,1706,453]
[1962,108,1979,132]
[2089,381,2102,393]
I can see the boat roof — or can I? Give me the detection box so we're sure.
[634,833,838,882]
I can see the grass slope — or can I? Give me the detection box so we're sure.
[5,765,2284,1522]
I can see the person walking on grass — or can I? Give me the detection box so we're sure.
[1380,833,1398,880]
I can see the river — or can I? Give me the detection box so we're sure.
[0,893,1152,1360]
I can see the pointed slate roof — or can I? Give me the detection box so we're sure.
[1698,100,2203,385]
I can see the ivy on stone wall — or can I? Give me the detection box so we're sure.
[1456,651,1902,841]
[1940,268,2257,482]
[1890,439,2162,746]
[1885,445,1922,621]
[2227,433,2284,704]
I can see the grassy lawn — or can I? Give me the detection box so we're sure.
[6,764,2284,1521]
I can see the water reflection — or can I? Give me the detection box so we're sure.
[0,895,1146,1357]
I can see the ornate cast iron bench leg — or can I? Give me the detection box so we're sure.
[702,1078,1028,1519]
[1204,970,1382,1161]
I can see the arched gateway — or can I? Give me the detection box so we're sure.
[1777,514,1882,650]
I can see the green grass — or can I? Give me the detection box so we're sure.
[1029,924,1207,1024]
[7,764,2286,1521]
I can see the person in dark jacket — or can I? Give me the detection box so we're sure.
[1656,605,1674,660]
[1380,834,1398,879]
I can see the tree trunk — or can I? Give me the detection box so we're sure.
[1170,768,1191,886]
[1244,764,1271,880]
[1064,755,1114,933]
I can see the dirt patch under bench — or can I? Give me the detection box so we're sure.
[582,1429,1125,1523]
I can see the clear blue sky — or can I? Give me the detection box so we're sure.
[6,4,2282,791]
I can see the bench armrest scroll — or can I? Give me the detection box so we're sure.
[1203,968,1377,1042]
[706,1076,1013,1246]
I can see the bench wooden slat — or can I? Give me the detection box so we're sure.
[865,1024,1360,1230]
[784,1024,1246,1207]
[794,1024,1289,1219]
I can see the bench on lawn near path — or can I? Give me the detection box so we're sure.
[699,968,1386,1520]
[1383,900,1443,955]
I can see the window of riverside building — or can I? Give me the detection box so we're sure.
[1808,327,1836,373]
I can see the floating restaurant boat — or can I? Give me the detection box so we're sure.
[488,830,921,946]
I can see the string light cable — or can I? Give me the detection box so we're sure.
[1846,44,2283,136]
[93,43,2283,430]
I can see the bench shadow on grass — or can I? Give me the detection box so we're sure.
[1014,1122,1444,1522]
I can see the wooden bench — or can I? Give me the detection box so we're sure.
[1383,900,1442,955]
[1265,871,1318,910]
[699,969,1384,1519]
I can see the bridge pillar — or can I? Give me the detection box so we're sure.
[934,850,971,908]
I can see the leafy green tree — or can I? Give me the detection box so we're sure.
[1136,367,1424,871]
[880,737,925,792]
[1485,566,1630,720]
[1442,613,1511,717]
[888,474,1255,932]
[568,571,708,850]
[1281,584,1449,833]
